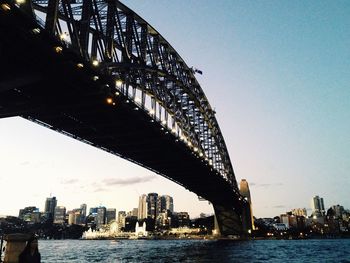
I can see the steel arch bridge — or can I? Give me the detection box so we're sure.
[0,0,251,236]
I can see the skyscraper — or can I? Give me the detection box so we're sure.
[138,194,148,220]
[158,195,174,214]
[147,193,158,219]
[44,196,57,221]
[54,206,66,224]
[311,196,325,217]
[118,211,126,231]
[239,179,254,231]
[96,206,106,228]
[80,204,87,218]
[106,208,116,224]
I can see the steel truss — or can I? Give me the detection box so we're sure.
[18,0,237,188]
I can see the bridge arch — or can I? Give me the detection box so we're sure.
[0,0,251,236]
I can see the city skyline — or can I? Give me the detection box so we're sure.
[1,0,349,218]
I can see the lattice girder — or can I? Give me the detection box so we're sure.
[27,0,237,188]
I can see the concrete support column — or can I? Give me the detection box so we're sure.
[4,234,31,263]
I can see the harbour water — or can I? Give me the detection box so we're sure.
[38,239,350,262]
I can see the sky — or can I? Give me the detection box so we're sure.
[1,0,349,218]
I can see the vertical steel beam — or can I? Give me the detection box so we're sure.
[105,0,115,62]
[45,0,59,34]
[124,14,133,62]
[140,24,147,63]
[91,32,98,61]
[79,0,92,60]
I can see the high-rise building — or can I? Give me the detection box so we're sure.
[118,211,126,231]
[148,193,158,219]
[164,195,174,213]
[311,196,325,217]
[54,206,66,224]
[68,208,83,225]
[80,204,87,218]
[106,208,116,224]
[18,206,40,223]
[239,179,254,230]
[158,195,174,214]
[96,207,106,228]
[44,196,57,220]
[138,194,148,220]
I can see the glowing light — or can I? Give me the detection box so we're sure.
[199,152,204,157]
[115,79,123,88]
[149,109,155,115]
[77,63,84,68]
[171,128,176,133]
[193,147,198,152]
[135,97,141,103]
[54,46,63,53]
[115,91,120,96]
[106,98,113,104]
[16,0,26,4]
[187,141,192,147]
[92,60,99,67]
[32,28,40,34]
[93,76,99,81]
[1,4,11,11]
[59,33,68,41]
[162,120,167,125]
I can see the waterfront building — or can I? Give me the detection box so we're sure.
[156,211,171,229]
[331,205,344,219]
[106,208,116,224]
[44,196,57,221]
[147,193,158,219]
[280,213,298,228]
[68,208,83,225]
[132,208,138,217]
[291,208,307,217]
[18,206,40,223]
[158,195,174,214]
[54,206,66,224]
[311,195,325,217]
[138,194,148,220]
[89,207,98,215]
[135,221,148,237]
[239,179,255,230]
[118,211,126,231]
[177,212,190,227]
[80,204,87,218]
[96,207,106,228]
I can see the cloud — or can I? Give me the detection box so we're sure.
[94,187,108,193]
[60,178,79,184]
[102,176,155,186]
[20,161,30,166]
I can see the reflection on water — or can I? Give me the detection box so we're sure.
[38,239,350,262]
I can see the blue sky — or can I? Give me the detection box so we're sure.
[1,1,349,218]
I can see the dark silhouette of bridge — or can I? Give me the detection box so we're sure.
[0,0,251,237]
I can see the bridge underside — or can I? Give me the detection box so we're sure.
[0,2,247,237]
